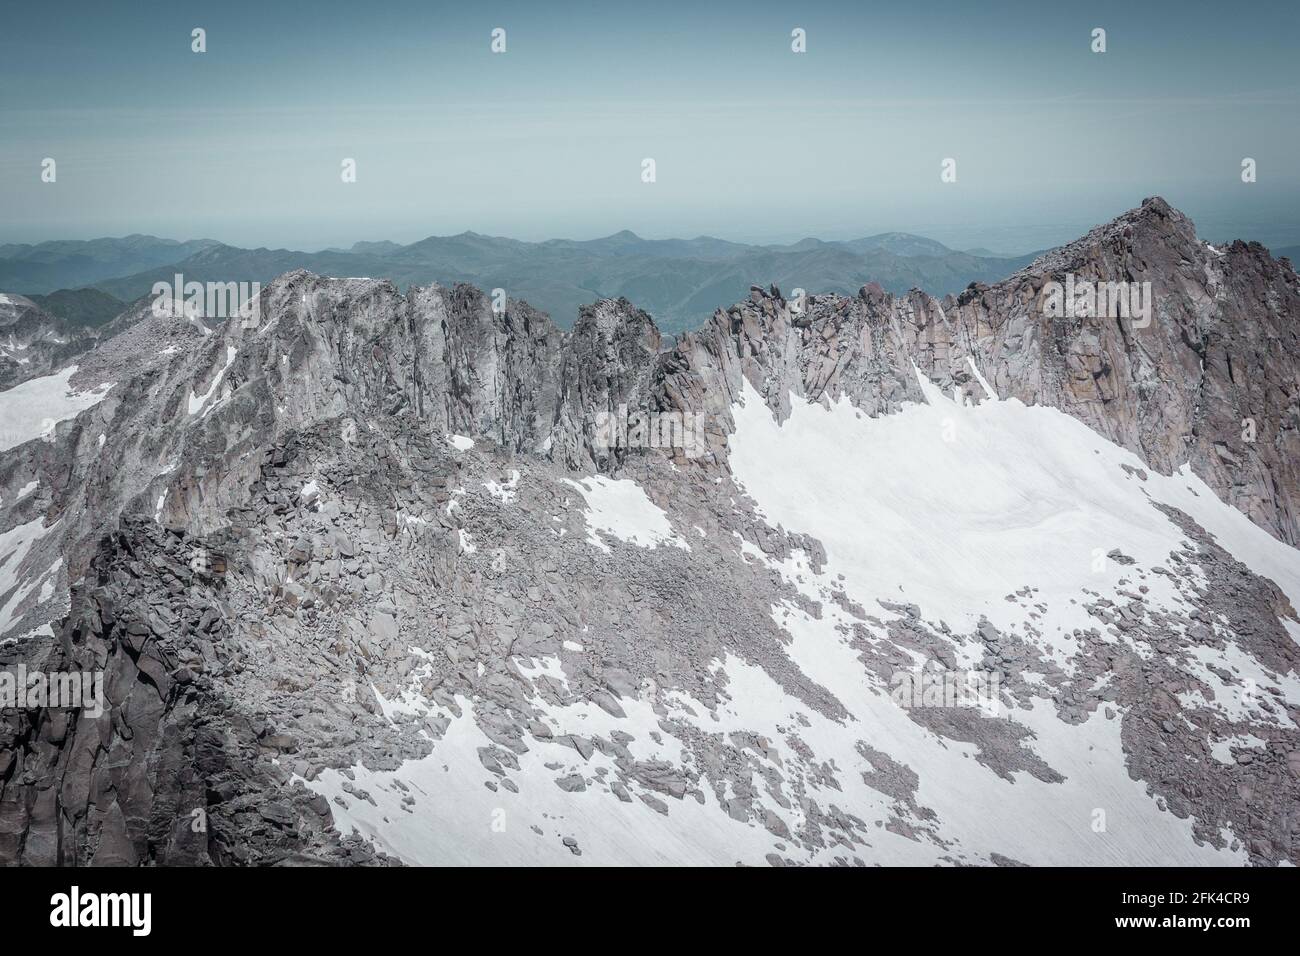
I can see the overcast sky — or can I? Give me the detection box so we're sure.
[3,0,1298,252]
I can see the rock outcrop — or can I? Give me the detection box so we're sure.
[0,517,388,865]
[0,293,100,392]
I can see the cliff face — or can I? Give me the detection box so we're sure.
[2,199,1298,867]
[639,198,1300,545]
[0,518,385,865]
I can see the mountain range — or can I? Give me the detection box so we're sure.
[1,198,1298,867]
[1,230,1047,334]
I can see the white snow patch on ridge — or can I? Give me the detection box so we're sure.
[729,373,1298,646]
[0,480,38,508]
[0,367,113,452]
[564,475,689,553]
[188,346,237,416]
[0,517,54,636]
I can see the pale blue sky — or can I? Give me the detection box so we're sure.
[2,0,1298,251]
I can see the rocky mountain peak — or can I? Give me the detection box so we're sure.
[633,199,1300,545]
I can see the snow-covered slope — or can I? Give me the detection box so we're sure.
[306,367,1298,865]
[0,365,113,452]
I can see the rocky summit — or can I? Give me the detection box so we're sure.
[1,198,1298,866]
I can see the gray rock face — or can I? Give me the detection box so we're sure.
[0,293,100,392]
[645,198,1300,544]
[0,517,390,865]
[261,276,566,452]
[550,298,663,471]
[1,198,1298,866]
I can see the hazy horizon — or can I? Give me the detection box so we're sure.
[4,191,1298,262]
[3,0,1299,251]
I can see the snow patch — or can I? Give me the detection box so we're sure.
[0,519,54,636]
[0,367,113,452]
[1209,733,1267,764]
[1,479,39,508]
[485,470,520,504]
[188,345,237,416]
[564,475,689,553]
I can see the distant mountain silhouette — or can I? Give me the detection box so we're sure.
[1,231,1043,332]
[26,287,126,327]
[0,235,219,293]
[0,231,1050,331]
